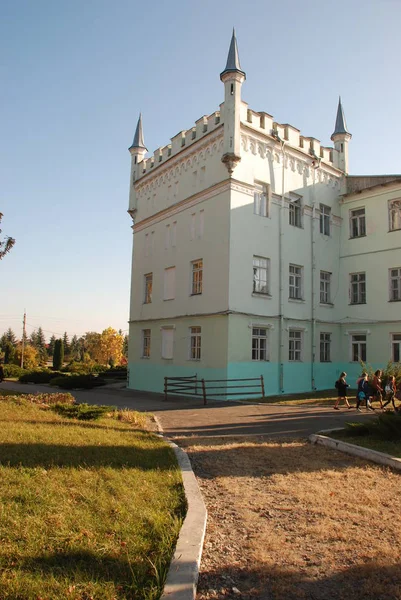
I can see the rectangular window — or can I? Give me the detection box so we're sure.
[198,210,204,238]
[253,183,269,217]
[319,204,331,235]
[144,273,152,304]
[392,334,401,362]
[289,330,302,361]
[320,271,331,304]
[189,326,201,360]
[320,332,331,362]
[289,264,303,300]
[191,259,203,295]
[165,224,170,249]
[389,199,401,231]
[161,328,174,359]
[350,272,366,304]
[171,221,177,247]
[253,256,269,295]
[350,208,366,238]
[164,267,176,300]
[142,329,151,358]
[289,198,302,227]
[351,334,367,362]
[389,268,401,301]
[190,213,196,240]
[252,327,268,361]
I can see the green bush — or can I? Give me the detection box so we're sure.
[51,403,114,420]
[99,366,128,379]
[50,374,106,390]
[3,364,27,378]
[19,370,64,384]
[345,412,401,440]
[61,362,104,375]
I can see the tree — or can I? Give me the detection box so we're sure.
[30,327,47,365]
[99,328,124,366]
[48,335,56,358]
[84,332,102,363]
[0,213,15,260]
[4,342,15,364]
[69,335,79,361]
[63,332,70,356]
[53,339,64,370]
[14,344,39,369]
[123,334,128,359]
[4,328,17,345]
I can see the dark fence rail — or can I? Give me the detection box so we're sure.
[164,375,265,405]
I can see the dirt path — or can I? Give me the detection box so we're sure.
[180,437,401,600]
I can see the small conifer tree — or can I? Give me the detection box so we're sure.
[53,339,64,370]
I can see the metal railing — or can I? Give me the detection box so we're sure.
[164,375,265,405]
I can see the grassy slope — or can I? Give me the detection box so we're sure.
[330,430,401,458]
[0,395,186,600]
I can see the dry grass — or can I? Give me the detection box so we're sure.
[181,437,401,600]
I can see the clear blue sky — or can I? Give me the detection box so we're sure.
[1,0,400,341]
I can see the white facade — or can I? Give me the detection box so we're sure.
[127,33,401,397]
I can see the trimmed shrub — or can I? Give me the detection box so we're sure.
[19,370,64,384]
[345,412,401,440]
[53,339,64,370]
[50,374,106,390]
[99,367,128,379]
[61,362,104,375]
[51,403,113,420]
[3,364,27,378]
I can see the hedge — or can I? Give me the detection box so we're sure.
[19,370,65,384]
[3,365,28,379]
[50,374,107,390]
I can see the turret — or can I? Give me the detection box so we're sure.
[128,114,147,214]
[220,29,246,174]
[331,97,351,174]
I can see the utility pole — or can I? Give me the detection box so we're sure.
[21,310,26,368]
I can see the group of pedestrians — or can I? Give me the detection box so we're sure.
[334,370,400,412]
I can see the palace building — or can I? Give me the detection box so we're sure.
[126,31,401,397]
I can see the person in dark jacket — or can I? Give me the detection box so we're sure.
[334,372,351,410]
[356,373,374,412]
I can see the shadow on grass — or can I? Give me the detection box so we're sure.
[196,561,401,600]
[0,443,178,470]
[11,550,158,600]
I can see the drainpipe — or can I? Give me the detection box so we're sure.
[310,154,321,391]
[273,131,286,393]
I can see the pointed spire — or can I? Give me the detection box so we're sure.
[129,113,147,151]
[331,97,351,139]
[220,28,246,80]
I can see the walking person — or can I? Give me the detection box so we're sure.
[356,373,374,412]
[334,372,351,410]
[382,376,397,411]
[371,369,384,409]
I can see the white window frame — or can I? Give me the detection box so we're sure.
[189,326,201,360]
[252,327,268,361]
[389,199,401,232]
[289,264,303,300]
[350,208,366,238]
[163,267,176,300]
[320,271,331,304]
[253,183,269,217]
[289,329,303,361]
[253,256,270,295]
[350,272,366,304]
[351,334,367,362]
[320,332,331,362]
[391,333,401,362]
[289,197,302,228]
[142,329,151,358]
[161,327,174,360]
[144,273,153,304]
[191,259,203,295]
[389,267,401,302]
[319,204,331,236]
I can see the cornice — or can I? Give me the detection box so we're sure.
[135,128,224,192]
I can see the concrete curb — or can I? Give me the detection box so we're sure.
[309,430,401,472]
[153,417,208,600]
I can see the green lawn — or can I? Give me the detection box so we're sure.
[330,430,401,458]
[0,393,186,599]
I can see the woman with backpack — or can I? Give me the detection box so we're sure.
[356,373,375,412]
[382,375,397,411]
[334,372,351,410]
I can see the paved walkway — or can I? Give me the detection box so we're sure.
[1,381,375,440]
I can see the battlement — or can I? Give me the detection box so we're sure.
[241,102,336,166]
[137,109,222,178]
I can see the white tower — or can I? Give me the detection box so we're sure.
[128,114,147,215]
[220,29,246,174]
[331,97,351,174]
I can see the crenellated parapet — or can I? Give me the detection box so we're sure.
[136,110,222,180]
